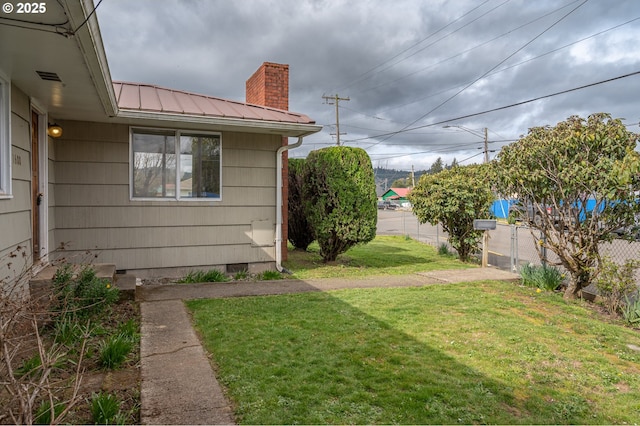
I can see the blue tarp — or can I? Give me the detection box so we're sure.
[491,199,599,220]
[491,199,516,219]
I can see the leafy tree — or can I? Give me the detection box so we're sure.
[391,177,410,188]
[302,147,377,262]
[287,158,314,251]
[429,157,444,174]
[449,157,459,169]
[409,164,494,262]
[494,113,640,299]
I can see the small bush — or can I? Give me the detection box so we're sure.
[54,315,88,346]
[117,318,138,341]
[52,265,119,317]
[99,334,133,369]
[622,294,640,325]
[178,269,229,283]
[78,278,119,313]
[258,270,283,281]
[520,264,564,291]
[53,263,73,286]
[437,243,451,256]
[594,258,640,314]
[90,392,122,425]
[234,269,249,281]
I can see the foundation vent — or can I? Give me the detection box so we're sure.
[227,263,249,274]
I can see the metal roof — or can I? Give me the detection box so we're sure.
[381,188,412,201]
[113,81,316,125]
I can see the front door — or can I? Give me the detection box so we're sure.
[31,111,41,261]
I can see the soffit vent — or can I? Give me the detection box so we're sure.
[36,71,62,82]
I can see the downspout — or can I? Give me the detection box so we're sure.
[275,136,304,273]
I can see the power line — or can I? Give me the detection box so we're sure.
[374,15,639,115]
[458,152,486,164]
[345,0,513,94]
[430,70,639,128]
[68,0,104,35]
[341,123,452,136]
[342,69,640,144]
[367,0,590,147]
[352,0,587,97]
[371,147,485,163]
[368,137,516,163]
[333,0,497,93]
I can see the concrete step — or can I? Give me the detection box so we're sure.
[114,273,137,301]
[30,263,129,302]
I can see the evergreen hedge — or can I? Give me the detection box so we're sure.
[287,158,315,251]
[302,147,377,262]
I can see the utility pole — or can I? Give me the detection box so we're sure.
[483,127,489,163]
[410,165,415,187]
[444,124,490,163]
[322,94,350,146]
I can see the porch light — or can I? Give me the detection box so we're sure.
[47,123,63,138]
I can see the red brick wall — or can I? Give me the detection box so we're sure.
[246,62,290,261]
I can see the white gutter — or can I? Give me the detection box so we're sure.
[275,136,304,272]
[116,110,321,138]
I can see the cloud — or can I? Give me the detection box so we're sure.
[97,0,640,170]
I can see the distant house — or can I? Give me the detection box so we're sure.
[381,188,412,203]
[0,0,321,280]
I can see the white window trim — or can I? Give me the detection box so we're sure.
[129,127,223,201]
[0,72,12,199]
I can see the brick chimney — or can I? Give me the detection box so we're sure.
[246,62,290,261]
[246,62,289,110]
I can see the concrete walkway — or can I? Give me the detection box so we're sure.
[138,267,520,425]
[140,300,235,424]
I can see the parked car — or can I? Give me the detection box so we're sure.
[378,200,398,210]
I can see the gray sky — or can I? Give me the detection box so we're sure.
[96,0,640,170]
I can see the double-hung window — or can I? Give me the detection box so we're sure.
[131,128,221,200]
[0,73,11,198]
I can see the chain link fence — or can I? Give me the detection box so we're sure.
[505,224,640,296]
[377,209,450,250]
[505,224,640,270]
[378,210,640,287]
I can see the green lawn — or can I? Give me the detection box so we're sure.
[188,283,640,424]
[283,235,471,279]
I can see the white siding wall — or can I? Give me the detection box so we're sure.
[52,121,281,276]
[0,85,32,285]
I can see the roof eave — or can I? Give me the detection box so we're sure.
[116,109,323,137]
[65,0,118,117]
